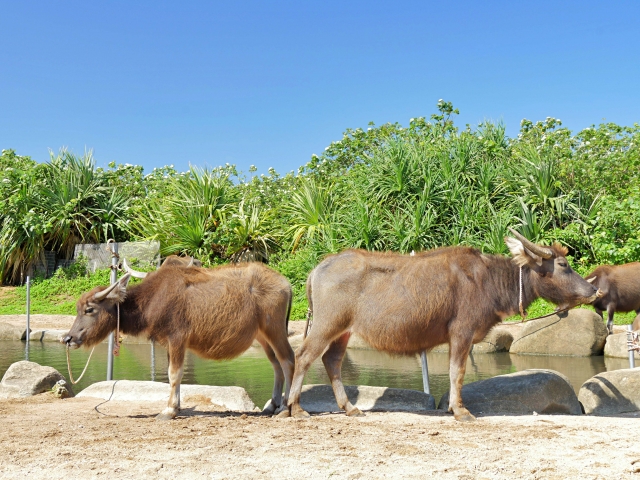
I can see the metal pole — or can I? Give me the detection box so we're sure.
[420,351,430,395]
[629,324,636,369]
[150,340,156,381]
[106,241,118,380]
[25,276,30,361]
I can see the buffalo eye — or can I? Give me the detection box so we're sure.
[557,260,568,268]
[85,307,94,314]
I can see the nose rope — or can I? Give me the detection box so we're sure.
[66,345,96,384]
[519,266,526,320]
[113,304,121,356]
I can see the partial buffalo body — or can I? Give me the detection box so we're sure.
[585,262,640,334]
[121,255,202,278]
[63,262,295,420]
[287,230,600,422]
[160,255,202,268]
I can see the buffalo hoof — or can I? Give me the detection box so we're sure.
[262,399,278,415]
[346,407,365,417]
[156,408,178,421]
[291,406,310,419]
[275,407,291,418]
[453,409,476,422]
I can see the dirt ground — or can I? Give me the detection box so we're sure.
[1,394,639,480]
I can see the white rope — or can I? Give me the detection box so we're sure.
[519,266,526,320]
[66,345,96,385]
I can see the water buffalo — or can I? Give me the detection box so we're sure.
[585,262,640,334]
[286,230,600,422]
[63,262,295,420]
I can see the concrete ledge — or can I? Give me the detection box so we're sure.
[77,380,256,412]
[300,384,436,414]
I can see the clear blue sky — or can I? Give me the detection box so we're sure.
[2,1,639,175]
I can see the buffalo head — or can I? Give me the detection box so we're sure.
[61,273,131,349]
[505,228,600,310]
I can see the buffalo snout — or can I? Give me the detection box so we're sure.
[61,334,81,348]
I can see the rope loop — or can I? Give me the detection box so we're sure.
[66,345,96,385]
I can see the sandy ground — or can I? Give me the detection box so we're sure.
[1,394,639,480]
[2,315,639,479]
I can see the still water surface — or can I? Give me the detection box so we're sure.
[0,340,630,406]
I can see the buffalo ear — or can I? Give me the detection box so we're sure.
[505,237,543,267]
[93,273,131,303]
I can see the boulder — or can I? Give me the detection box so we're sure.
[579,368,640,415]
[0,322,26,340]
[299,384,435,413]
[471,326,515,353]
[0,361,74,399]
[510,309,607,356]
[428,325,518,354]
[27,329,67,342]
[437,369,581,415]
[604,333,640,360]
[77,380,256,411]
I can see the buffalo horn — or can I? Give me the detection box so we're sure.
[122,258,148,279]
[507,228,553,259]
[93,279,123,302]
[186,257,194,267]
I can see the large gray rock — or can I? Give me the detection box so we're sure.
[299,384,435,413]
[28,329,67,342]
[579,368,640,415]
[77,380,256,411]
[472,326,515,353]
[604,332,640,360]
[0,322,26,340]
[437,369,581,415]
[0,361,74,399]
[510,309,607,356]
[429,325,518,354]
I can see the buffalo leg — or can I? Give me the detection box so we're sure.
[157,344,185,421]
[259,324,295,415]
[256,336,289,415]
[288,331,339,418]
[269,339,295,414]
[606,305,615,334]
[322,332,363,417]
[448,335,475,422]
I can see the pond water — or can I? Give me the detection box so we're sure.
[0,340,631,406]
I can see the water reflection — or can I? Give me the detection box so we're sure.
[0,340,630,405]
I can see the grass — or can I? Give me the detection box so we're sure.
[0,266,143,315]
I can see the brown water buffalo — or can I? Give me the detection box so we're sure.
[585,262,640,334]
[286,230,600,422]
[62,262,295,420]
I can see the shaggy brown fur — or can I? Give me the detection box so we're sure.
[288,236,599,422]
[63,262,295,420]
[586,262,640,333]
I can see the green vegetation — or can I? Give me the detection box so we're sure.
[2,101,639,321]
